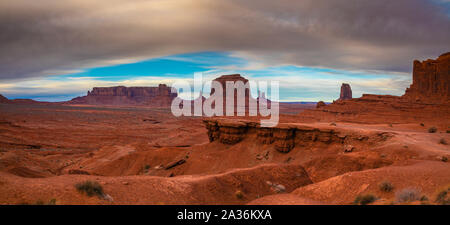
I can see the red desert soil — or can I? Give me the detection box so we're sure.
[0,102,448,205]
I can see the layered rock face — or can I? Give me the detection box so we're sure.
[203,118,391,153]
[403,52,450,103]
[299,53,450,125]
[300,93,450,124]
[69,84,177,106]
[338,83,352,100]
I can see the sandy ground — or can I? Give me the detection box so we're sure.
[0,103,449,205]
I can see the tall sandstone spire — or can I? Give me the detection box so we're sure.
[338,83,352,100]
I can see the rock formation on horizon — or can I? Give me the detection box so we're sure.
[69,84,177,106]
[300,52,450,124]
[338,83,352,101]
[210,74,252,114]
[0,94,10,103]
[316,101,326,108]
[403,52,450,103]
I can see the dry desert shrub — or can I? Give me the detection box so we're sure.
[354,194,377,205]
[34,198,57,205]
[235,190,244,199]
[379,181,394,193]
[75,181,105,198]
[435,186,450,205]
[428,127,437,133]
[395,188,420,203]
[439,138,447,145]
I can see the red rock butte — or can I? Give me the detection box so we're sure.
[210,74,252,114]
[403,52,450,103]
[338,83,352,101]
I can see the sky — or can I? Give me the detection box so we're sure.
[0,0,449,102]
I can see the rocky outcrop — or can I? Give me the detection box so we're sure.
[0,94,10,103]
[316,101,326,108]
[299,53,450,124]
[338,83,352,100]
[203,118,391,153]
[68,84,177,106]
[403,52,450,103]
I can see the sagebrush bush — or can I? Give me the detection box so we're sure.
[395,188,420,203]
[354,194,377,205]
[379,181,394,193]
[75,181,105,198]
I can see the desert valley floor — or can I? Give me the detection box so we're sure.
[0,101,449,205]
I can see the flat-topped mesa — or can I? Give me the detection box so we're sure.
[338,83,352,101]
[403,52,450,103]
[69,84,177,106]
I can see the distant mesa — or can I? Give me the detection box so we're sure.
[338,83,352,101]
[403,52,450,103]
[0,94,40,104]
[0,94,10,103]
[68,84,177,106]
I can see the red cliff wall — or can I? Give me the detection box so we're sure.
[403,52,450,102]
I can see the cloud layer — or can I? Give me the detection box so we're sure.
[1,0,449,81]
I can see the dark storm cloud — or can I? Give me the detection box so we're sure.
[0,0,449,80]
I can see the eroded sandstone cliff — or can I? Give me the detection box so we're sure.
[298,53,450,125]
[403,52,450,103]
[338,83,352,101]
[203,118,391,153]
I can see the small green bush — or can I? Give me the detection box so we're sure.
[354,194,377,205]
[75,181,105,198]
[379,181,394,193]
